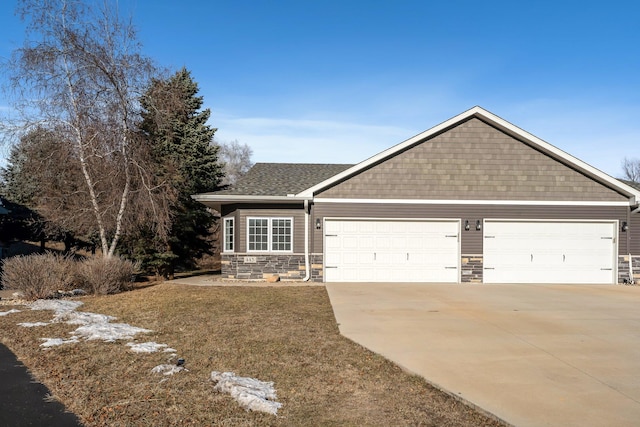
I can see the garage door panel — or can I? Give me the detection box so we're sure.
[484,221,616,284]
[325,219,460,283]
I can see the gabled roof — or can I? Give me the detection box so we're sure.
[620,179,640,191]
[296,106,640,204]
[194,163,353,204]
[193,106,640,208]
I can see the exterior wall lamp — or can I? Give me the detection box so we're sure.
[464,220,470,231]
[622,221,629,232]
[476,220,482,231]
[315,218,322,230]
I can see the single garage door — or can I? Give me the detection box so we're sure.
[324,219,460,282]
[483,220,617,284]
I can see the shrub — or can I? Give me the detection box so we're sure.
[75,256,139,295]
[0,252,75,300]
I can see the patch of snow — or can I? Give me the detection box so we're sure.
[40,337,80,347]
[18,322,50,327]
[0,309,21,316]
[127,342,169,353]
[163,347,177,353]
[73,323,151,342]
[151,364,188,376]
[30,299,83,314]
[210,371,282,415]
[55,311,115,325]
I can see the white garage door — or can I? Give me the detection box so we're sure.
[483,220,617,284]
[324,219,460,282]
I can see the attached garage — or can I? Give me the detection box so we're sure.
[324,219,460,282]
[483,220,618,284]
[195,107,640,285]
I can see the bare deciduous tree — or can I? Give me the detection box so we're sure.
[621,158,640,183]
[217,139,253,185]
[4,0,172,257]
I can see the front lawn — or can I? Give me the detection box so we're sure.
[0,283,505,426]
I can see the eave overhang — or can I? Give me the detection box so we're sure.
[191,194,312,212]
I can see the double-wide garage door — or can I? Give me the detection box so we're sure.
[324,219,460,282]
[483,220,617,284]
[323,218,618,284]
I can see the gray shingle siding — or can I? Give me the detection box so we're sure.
[316,119,627,202]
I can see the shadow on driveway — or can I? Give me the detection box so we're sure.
[0,343,83,426]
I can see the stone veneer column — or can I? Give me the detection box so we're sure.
[461,255,483,283]
[618,255,640,284]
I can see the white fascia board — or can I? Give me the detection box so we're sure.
[314,198,632,207]
[296,106,640,205]
[191,194,311,204]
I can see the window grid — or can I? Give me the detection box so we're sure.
[248,218,269,251]
[271,219,292,251]
[224,217,234,252]
[247,217,293,253]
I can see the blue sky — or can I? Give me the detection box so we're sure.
[1,0,639,177]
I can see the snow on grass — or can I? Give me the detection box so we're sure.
[0,309,21,316]
[29,299,83,314]
[127,342,173,353]
[18,321,50,327]
[211,371,283,415]
[26,298,151,343]
[73,323,151,342]
[152,364,188,376]
[41,337,80,347]
[12,298,283,414]
[55,311,116,325]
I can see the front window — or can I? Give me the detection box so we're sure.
[248,218,269,251]
[271,218,292,251]
[223,217,234,252]
[248,217,292,252]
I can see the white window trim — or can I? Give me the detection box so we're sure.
[223,217,234,253]
[247,217,294,253]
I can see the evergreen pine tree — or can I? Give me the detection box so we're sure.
[126,68,223,277]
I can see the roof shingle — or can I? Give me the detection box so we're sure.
[207,163,353,197]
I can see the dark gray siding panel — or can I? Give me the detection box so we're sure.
[630,211,640,254]
[311,202,629,254]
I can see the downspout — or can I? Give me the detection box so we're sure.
[628,199,640,284]
[302,199,311,282]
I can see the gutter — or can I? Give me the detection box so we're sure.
[191,194,313,204]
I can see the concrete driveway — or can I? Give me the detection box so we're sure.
[325,283,640,427]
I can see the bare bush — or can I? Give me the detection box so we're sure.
[1,253,75,300]
[75,257,139,295]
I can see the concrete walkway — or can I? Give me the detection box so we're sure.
[326,283,640,427]
[167,274,322,287]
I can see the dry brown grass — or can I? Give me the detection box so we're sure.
[0,283,506,426]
